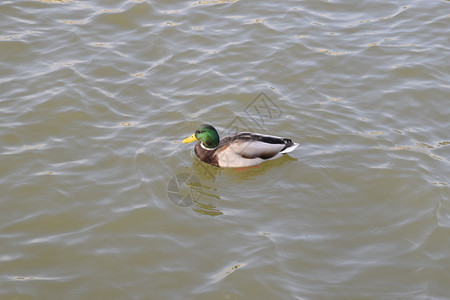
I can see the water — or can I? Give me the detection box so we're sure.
[1,0,449,299]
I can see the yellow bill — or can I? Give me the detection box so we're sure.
[182,134,198,143]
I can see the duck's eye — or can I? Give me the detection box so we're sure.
[197,130,203,134]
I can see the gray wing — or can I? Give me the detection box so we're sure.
[228,140,286,159]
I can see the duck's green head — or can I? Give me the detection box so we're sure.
[182,124,219,149]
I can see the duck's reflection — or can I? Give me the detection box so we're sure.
[171,153,298,216]
[193,201,223,217]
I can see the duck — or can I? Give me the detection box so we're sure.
[182,124,298,168]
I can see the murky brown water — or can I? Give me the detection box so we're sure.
[1,0,449,299]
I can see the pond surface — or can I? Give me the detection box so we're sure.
[1,0,449,299]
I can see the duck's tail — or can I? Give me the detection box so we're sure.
[280,139,299,154]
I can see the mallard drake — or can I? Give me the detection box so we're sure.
[182,124,298,168]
